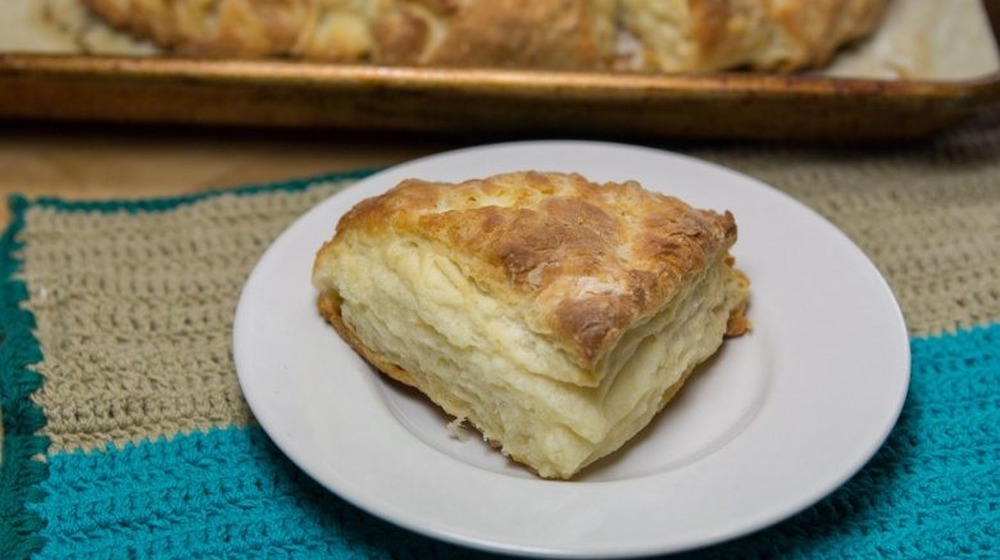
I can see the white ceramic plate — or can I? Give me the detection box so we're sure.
[233,141,910,558]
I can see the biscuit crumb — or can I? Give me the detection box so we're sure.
[446,417,471,441]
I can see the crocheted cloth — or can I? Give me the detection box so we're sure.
[2,117,999,558]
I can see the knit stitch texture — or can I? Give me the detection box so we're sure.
[2,114,999,558]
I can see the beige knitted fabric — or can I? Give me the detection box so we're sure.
[20,184,345,453]
[15,111,1000,454]
[692,112,1000,336]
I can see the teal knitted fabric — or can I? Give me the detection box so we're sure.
[2,141,999,558]
[685,325,999,559]
[33,427,456,559]
[0,197,48,559]
[16,326,999,559]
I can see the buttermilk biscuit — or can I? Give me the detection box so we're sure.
[618,0,888,72]
[311,171,750,479]
[78,0,618,70]
[80,0,885,73]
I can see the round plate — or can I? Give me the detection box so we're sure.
[233,141,910,558]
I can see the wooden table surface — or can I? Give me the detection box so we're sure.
[0,122,462,228]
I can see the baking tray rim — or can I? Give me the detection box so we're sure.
[3,52,999,103]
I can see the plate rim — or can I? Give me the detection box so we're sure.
[233,140,911,558]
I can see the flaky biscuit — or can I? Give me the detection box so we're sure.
[312,171,750,479]
[619,0,888,72]
[81,0,885,72]
[79,0,618,69]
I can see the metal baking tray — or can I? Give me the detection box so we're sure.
[1,0,998,141]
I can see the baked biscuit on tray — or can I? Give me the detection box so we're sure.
[311,171,750,479]
[80,0,886,72]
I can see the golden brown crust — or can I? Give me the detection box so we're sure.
[374,0,616,70]
[80,0,616,69]
[621,0,887,72]
[81,0,885,72]
[724,258,751,336]
[318,171,743,381]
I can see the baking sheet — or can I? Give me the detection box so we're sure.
[1,0,998,140]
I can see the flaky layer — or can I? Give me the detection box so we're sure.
[315,235,748,478]
[319,171,742,387]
